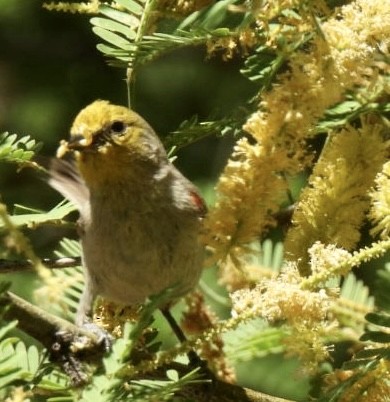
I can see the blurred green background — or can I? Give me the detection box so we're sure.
[0,0,255,206]
[0,0,256,275]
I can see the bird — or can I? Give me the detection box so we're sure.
[49,100,206,341]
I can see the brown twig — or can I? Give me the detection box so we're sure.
[0,291,95,349]
[0,291,295,400]
[0,256,82,273]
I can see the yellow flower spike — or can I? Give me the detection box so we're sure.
[301,239,390,291]
[42,0,100,13]
[369,161,390,239]
[230,261,336,372]
[337,359,390,402]
[201,138,287,269]
[285,120,389,276]
[203,0,389,283]
[0,203,50,281]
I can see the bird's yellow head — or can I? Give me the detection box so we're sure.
[57,100,167,188]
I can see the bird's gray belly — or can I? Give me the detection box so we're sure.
[82,214,202,305]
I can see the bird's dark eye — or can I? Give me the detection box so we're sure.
[110,121,126,134]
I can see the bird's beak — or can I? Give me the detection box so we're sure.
[56,135,91,158]
[67,135,90,150]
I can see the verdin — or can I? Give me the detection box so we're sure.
[49,100,206,331]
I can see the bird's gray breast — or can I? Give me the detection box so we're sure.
[81,189,202,305]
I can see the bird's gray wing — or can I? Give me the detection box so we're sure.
[48,159,90,217]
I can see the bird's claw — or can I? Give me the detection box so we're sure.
[81,322,113,352]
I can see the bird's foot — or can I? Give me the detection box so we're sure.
[80,322,113,353]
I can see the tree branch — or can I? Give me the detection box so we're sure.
[0,291,295,401]
[197,379,296,402]
[0,256,81,273]
[0,291,96,348]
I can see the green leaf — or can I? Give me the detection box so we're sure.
[340,273,375,309]
[99,5,140,27]
[12,204,43,215]
[360,330,390,343]
[241,46,284,88]
[109,367,204,401]
[0,300,71,394]
[342,358,378,370]
[365,312,390,328]
[129,286,176,341]
[164,113,243,150]
[325,100,361,116]
[178,0,238,30]
[133,28,239,68]
[0,200,76,231]
[90,2,146,67]
[239,239,284,275]
[48,238,84,319]
[0,321,18,341]
[92,0,250,70]
[316,98,390,133]
[261,239,284,271]
[0,366,23,389]
[92,26,134,50]
[38,372,70,392]
[91,17,137,39]
[166,369,179,382]
[355,347,390,359]
[54,238,81,258]
[224,319,287,362]
[0,338,33,389]
[0,132,41,165]
[115,0,144,15]
[27,345,40,373]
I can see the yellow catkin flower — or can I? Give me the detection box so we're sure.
[203,0,389,279]
[283,324,332,374]
[301,238,390,290]
[369,161,390,239]
[34,270,84,316]
[5,386,32,402]
[247,0,389,152]
[284,120,388,275]
[93,300,142,337]
[231,263,331,325]
[230,262,335,370]
[201,138,287,267]
[253,0,330,47]
[338,359,390,402]
[182,291,236,383]
[0,203,51,280]
[157,0,213,16]
[43,0,100,13]
[308,242,352,277]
